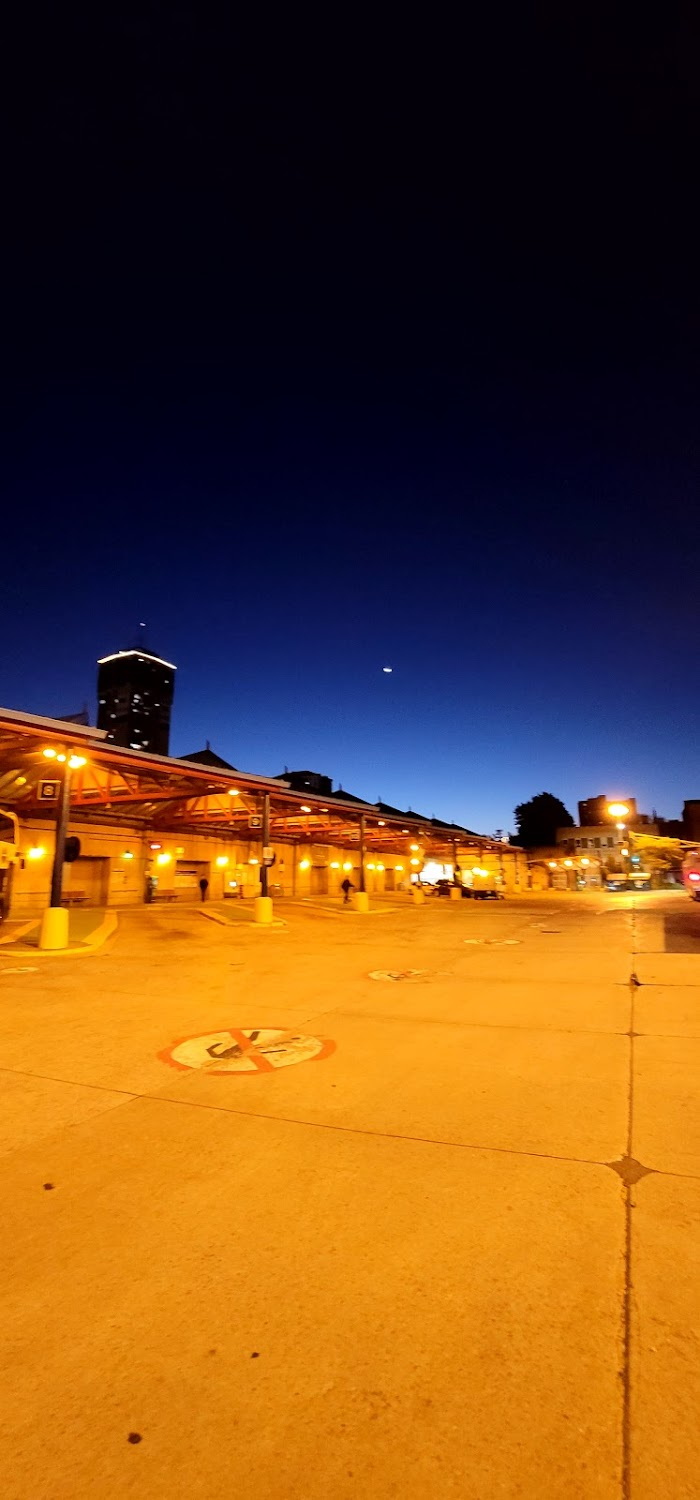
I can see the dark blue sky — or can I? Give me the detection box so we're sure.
[3,8,699,833]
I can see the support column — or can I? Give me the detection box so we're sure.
[255,792,273,924]
[39,760,71,949]
[353,814,369,911]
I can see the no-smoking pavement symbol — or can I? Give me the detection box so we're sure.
[160,1027,336,1075]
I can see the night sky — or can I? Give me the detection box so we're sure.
[3,9,699,834]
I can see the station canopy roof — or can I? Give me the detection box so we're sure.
[0,705,504,857]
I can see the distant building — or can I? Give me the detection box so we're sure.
[578,794,639,826]
[684,801,700,842]
[96,648,176,756]
[275,769,333,796]
[557,796,658,869]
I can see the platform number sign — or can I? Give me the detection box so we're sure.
[248,814,263,829]
[38,779,60,803]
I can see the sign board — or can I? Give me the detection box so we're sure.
[38,779,60,802]
[248,815,262,829]
[262,846,275,865]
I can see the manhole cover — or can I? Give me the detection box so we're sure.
[160,1028,335,1074]
[368,969,426,981]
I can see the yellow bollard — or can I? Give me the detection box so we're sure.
[38,907,69,950]
[352,891,369,913]
[412,888,425,906]
[254,896,273,925]
[449,885,462,901]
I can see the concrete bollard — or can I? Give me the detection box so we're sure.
[352,891,369,913]
[254,896,273,925]
[450,885,462,901]
[412,888,425,906]
[38,907,69,951]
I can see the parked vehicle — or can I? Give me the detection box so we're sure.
[682,851,700,901]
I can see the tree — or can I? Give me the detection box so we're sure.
[513,792,574,849]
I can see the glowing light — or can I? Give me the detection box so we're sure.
[300,805,311,814]
[299,859,311,870]
[689,873,700,883]
[15,776,26,786]
[410,843,420,852]
[615,822,625,831]
[122,851,134,860]
[156,852,171,866]
[580,857,590,867]
[564,859,573,867]
[401,829,409,834]
[621,847,629,857]
[607,802,630,819]
[382,666,393,673]
[216,856,229,868]
[548,861,557,868]
[378,820,385,826]
[343,861,353,871]
[410,858,420,867]
[396,864,404,872]
[367,862,375,871]
[68,755,86,770]
[377,863,384,872]
[228,789,239,797]
[249,857,259,865]
[27,846,46,860]
[330,861,340,869]
[56,754,66,764]
[471,866,481,875]
[42,748,57,759]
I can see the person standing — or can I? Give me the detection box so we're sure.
[199,876,209,902]
[340,876,353,904]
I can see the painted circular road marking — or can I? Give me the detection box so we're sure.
[463,939,520,947]
[368,969,426,982]
[160,1027,335,1075]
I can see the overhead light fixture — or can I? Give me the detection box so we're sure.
[299,858,311,870]
[27,846,46,860]
[378,820,385,826]
[300,805,311,813]
[68,754,86,770]
[42,748,57,759]
[228,789,239,797]
[216,856,229,868]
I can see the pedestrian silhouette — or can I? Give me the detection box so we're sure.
[340,877,354,903]
[199,876,209,902]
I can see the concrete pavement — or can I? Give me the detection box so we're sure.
[0,890,698,1498]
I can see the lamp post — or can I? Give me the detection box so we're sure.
[607,802,630,876]
[38,748,86,950]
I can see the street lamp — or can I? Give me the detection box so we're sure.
[39,747,87,950]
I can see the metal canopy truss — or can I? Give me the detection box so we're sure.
[0,706,505,860]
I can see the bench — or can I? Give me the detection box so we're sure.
[61,891,86,906]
